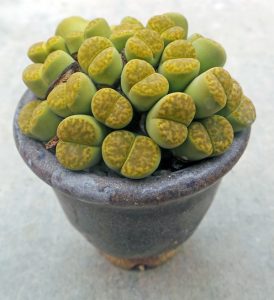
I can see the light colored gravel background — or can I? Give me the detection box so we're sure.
[0,0,273,299]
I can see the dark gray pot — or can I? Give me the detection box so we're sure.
[13,90,251,269]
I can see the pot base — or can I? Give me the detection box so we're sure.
[101,249,177,270]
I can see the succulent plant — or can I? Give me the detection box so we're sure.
[42,50,75,85]
[110,17,144,52]
[158,40,200,92]
[84,18,111,39]
[27,42,49,63]
[22,64,49,99]
[55,16,89,39]
[121,59,169,111]
[147,12,188,45]
[188,33,226,74]
[102,130,161,179]
[125,29,164,66]
[46,36,68,53]
[47,72,96,117]
[18,100,62,141]
[78,36,123,86]
[221,95,256,132]
[19,12,256,179]
[56,115,106,170]
[64,31,85,55]
[184,67,233,119]
[91,88,133,129]
[146,93,196,149]
[28,35,70,64]
[172,115,234,161]
[55,16,89,55]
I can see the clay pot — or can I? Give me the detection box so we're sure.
[13,90,251,270]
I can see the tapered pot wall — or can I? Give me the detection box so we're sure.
[14,90,251,267]
[55,181,220,259]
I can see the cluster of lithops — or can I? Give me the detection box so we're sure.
[19,13,256,179]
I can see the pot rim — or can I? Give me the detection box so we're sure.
[13,90,251,207]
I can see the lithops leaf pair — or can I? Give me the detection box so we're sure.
[185,67,233,118]
[23,50,75,99]
[217,79,256,132]
[158,40,200,92]
[56,115,106,170]
[102,131,161,179]
[91,88,133,129]
[47,72,96,117]
[110,17,144,52]
[146,93,196,149]
[172,115,234,161]
[28,36,68,63]
[84,18,111,39]
[78,36,123,86]
[147,12,188,45]
[121,59,169,111]
[18,100,62,141]
[188,33,226,74]
[125,29,164,66]
[55,16,89,55]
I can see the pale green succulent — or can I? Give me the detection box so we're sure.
[147,12,188,45]
[121,59,169,111]
[125,29,164,66]
[56,115,106,170]
[91,88,133,129]
[172,115,234,161]
[110,17,144,52]
[158,40,200,92]
[146,93,196,149]
[184,67,233,118]
[78,36,123,86]
[102,130,161,179]
[47,72,96,117]
[18,100,62,141]
[188,33,226,73]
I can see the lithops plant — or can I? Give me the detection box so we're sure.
[24,50,76,98]
[47,72,97,117]
[172,115,234,161]
[158,40,200,92]
[42,50,75,85]
[55,16,89,55]
[184,67,233,119]
[125,29,164,66]
[221,95,256,132]
[22,64,49,99]
[19,12,256,179]
[84,18,111,39]
[27,42,49,63]
[18,100,62,141]
[110,17,144,52]
[78,36,123,86]
[91,88,133,129]
[56,115,106,170]
[147,12,188,45]
[102,130,161,179]
[28,36,69,64]
[146,93,196,149]
[188,33,226,74]
[121,59,169,111]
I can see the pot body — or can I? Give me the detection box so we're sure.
[14,90,251,267]
[54,180,220,259]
